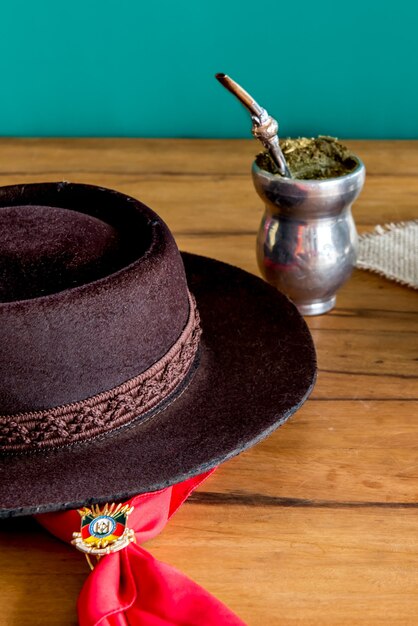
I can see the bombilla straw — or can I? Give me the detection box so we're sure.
[215,73,291,178]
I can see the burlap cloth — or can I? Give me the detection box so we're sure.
[356,220,418,290]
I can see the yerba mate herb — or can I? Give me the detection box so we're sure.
[256,136,358,180]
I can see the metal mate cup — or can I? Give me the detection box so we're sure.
[253,157,366,315]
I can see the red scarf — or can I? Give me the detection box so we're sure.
[37,470,246,625]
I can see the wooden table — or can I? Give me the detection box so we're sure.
[0,139,417,625]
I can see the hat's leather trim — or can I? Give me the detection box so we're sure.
[0,293,201,452]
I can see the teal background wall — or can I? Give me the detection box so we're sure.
[0,0,417,138]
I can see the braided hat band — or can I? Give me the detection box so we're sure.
[0,292,201,453]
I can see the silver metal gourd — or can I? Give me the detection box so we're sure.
[252,160,365,315]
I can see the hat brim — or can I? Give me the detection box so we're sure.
[0,253,316,518]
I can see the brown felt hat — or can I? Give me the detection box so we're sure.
[0,182,316,518]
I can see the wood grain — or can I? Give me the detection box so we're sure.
[0,139,417,625]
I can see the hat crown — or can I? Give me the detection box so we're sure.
[0,183,190,416]
[0,205,123,302]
